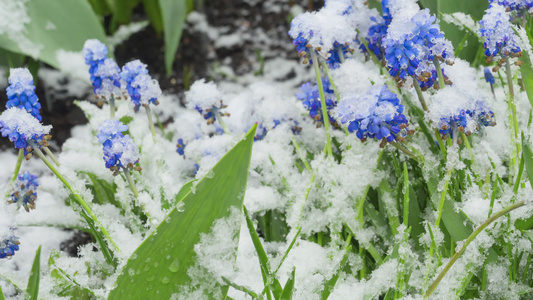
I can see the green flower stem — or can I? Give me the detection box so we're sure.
[432,57,446,89]
[110,95,116,119]
[337,47,345,64]
[43,146,60,166]
[4,149,24,200]
[320,60,340,101]
[29,142,120,253]
[213,109,231,135]
[424,200,528,298]
[144,105,157,143]
[435,167,453,228]
[505,59,520,177]
[390,141,418,160]
[310,50,333,157]
[123,169,139,198]
[10,149,24,182]
[412,76,429,112]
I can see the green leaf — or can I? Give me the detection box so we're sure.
[159,0,187,74]
[85,173,118,207]
[0,48,25,68]
[522,134,533,191]
[320,244,352,300]
[109,0,141,25]
[0,283,5,300]
[143,0,164,35]
[26,246,41,300]
[280,268,296,300]
[0,0,106,75]
[108,124,257,299]
[521,52,533,108]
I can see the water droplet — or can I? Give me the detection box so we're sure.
[146,275,155,282]
[161,277,170,284]
[131,253,138,260]
[166,255,171,260]
[176,202,185,212]
[143,265,150,272]
[154,262,159,268]
[165,217,171,223]
[128,268,135,276]
[169,259,180,272]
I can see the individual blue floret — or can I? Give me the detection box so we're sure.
[0,107,52,152]
[121,60,161,111]
[9,171,39,212]
[6,68,41,121]
[176,138,186,156]
[479,4,522,58]
[336,85,410,145]
[0,233,20,259]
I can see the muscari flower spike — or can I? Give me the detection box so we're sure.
[121,60,161,112]
[186,79,228,125]
[479,4,522,59]
[9,171,39,212]
[336,85,411,146]
[296,78,338,128]
[489,0,533,11]
[83,39,123,99]
[0,232,20,259]
[366,0,392,60]
[6,68,41,121]
[98,120,141,176]
[0,107,52,156]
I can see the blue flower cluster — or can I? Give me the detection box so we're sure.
[9,171,39,212]
[383,39,420,80]
[0,107,51,153]
[83,39,122,99]
[296,79,338,128]
[325,42,353,69]
[336,85,410,145]
[437,104,496,139]
[98,120,140,175]
[479,4,522,58]
[489,0,533,11]
[6,68,41,121]
[0,233,20,259]
[121,60,161,112]
[366,0,392,60]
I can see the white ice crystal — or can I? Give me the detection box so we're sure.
[186,79,223,110]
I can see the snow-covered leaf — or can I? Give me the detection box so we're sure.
[108,124,257,299]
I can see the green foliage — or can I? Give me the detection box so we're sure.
[159,0,188,74]
[108,125,256,299]
[0,0,106,71]
[26,246,41,300]
[521,52,533,108]
[0,283,4,300]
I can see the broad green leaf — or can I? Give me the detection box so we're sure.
[108,125,257,299]
[109,0,141,25]
[521,52,533,108]
[159,0,187,74]
[0,283,5,300]
[26,246,41,300]
[0,48,24,68]
[0,0,106,75]
[280,268,295,300]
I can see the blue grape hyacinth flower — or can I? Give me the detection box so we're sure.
[9,171,39,212]
[366,0,392,60]
[336,85,410,145]
[0,233,20,259]
[296,79,338,128]
[479,4,522,59]
[121,60,162,112]
[186,79,228,125]
[6,68,41,121]
[98,120,141,175]
[0,107,52,153]
[489,0,533,11]
[83,39,123,99]
[383,38,420,80]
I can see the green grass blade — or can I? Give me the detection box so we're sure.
[108,125,256,299]
[243,205,274,300]
[521,52,533,108]
[26,246,41,300]
[142,0,163,34]
[280,268,296,300]
[403,162,410,227]
[85,173,117,207]
[0,0,107,77]
[320,240,352,300]
[0,283,5,300]
[159,0,187,74]
[522,133,533,189]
